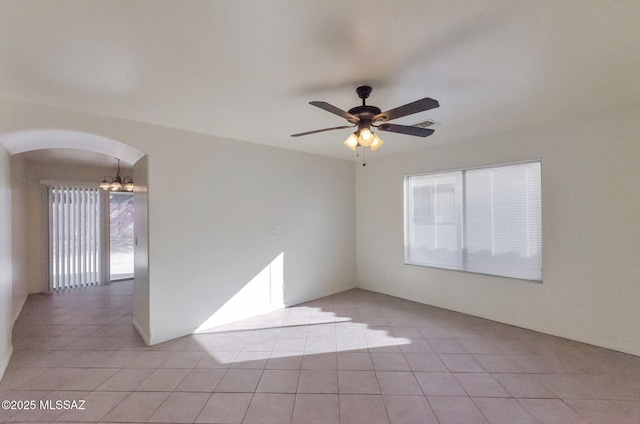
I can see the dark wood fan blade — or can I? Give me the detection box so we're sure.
[377,123,435,137]
[374,97,439,122]
[310,101,360,123]
[291,125,355,137]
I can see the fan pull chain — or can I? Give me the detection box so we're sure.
[355,146,367,166]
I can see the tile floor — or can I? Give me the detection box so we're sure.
[1,280,640,423]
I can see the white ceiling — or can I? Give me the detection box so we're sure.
[1,1,639,162]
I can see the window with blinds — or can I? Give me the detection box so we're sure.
[48,184,108,290]
[404,161,542,281]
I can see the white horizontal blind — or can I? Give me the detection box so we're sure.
[404,171,463,270]
[405,161,542,281]
[48,185,103,290]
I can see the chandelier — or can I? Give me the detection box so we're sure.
[99,158,134,192]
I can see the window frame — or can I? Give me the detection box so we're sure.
[404,159,543,283]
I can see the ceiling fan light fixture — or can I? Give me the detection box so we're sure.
[358,128,373,147]
[292,85,439,155]
[370,134,384,151]
[343,133,359,151]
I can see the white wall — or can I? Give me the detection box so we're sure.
[0,97,356,345]
[9,154,28,322]
[0,143,13,378]
[133,155,150,342]
[140,133,356,342]
[356,105,640,356]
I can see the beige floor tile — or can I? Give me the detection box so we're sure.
[57,368,120,391]
[473,397,538,424]
[383,395,439,424]
[101,391,169,422]
[564,399,639,424]
[389,327,423,339]
[376,371,423,396]
[243,393,295,424]
[0,367,48,390]
[96,368,154,391]
[337,352,374,370]
[399,339,434,353]
[232,351,270,369]
[196,351,237,368]
[301,352,337,369]
[8,283,640,424]
[611,400,640,421]
[493,373,556,398]
[27,350,83,368]
[338,370,380,394]
[160,351,205,368]
[472,354,525,373]
[215,369,263,392]
[148,391,211,423]
[339,394,390,424]
[266,351,303,370]
[242,337,278,352]
[453,372,511,397]
[403,353,448,372]
[92,350,143,368]
[54,390,128,422]
[58,350,112,367]
[175,368,226,392]
[304,337,337,354]
[273,337,306,352]
[414,372,466,396]
[0,390,48,422]
[297,369,338,393]
[256,369,300,393]
[428,396,489,424]
[458,338,501,354]
[17,367,84,390]
[370,353,411,371]
[6,390,88,422]
[291,394,339,424]
[427,339,468,354]
[195,392,253,423]
[518,398,590,424]
[439,354,486,372]
[135,368,190,391]
[124,351,173,368]
[533,373,599,399]
[337,336,369,351]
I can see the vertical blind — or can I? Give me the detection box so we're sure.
[48,184,105,290]
[405,161,542,281]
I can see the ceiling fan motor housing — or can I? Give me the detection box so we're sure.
[348,105,382,128]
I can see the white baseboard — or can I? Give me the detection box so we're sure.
[0,345,13,381]
[12,293,27,325]
[362,284,640,357]
[132,318,151,346]
[284,283,358,308]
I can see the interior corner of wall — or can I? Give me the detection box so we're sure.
[132,318,151,346]
[12,292,28,324]
[0,345,13,381]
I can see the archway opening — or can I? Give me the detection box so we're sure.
[0,129,150,344]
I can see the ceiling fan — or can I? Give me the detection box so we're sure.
[292,85,439,152]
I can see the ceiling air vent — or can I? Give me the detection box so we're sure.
[412,119,440,128]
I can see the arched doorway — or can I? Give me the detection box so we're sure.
[0,129,150,343]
